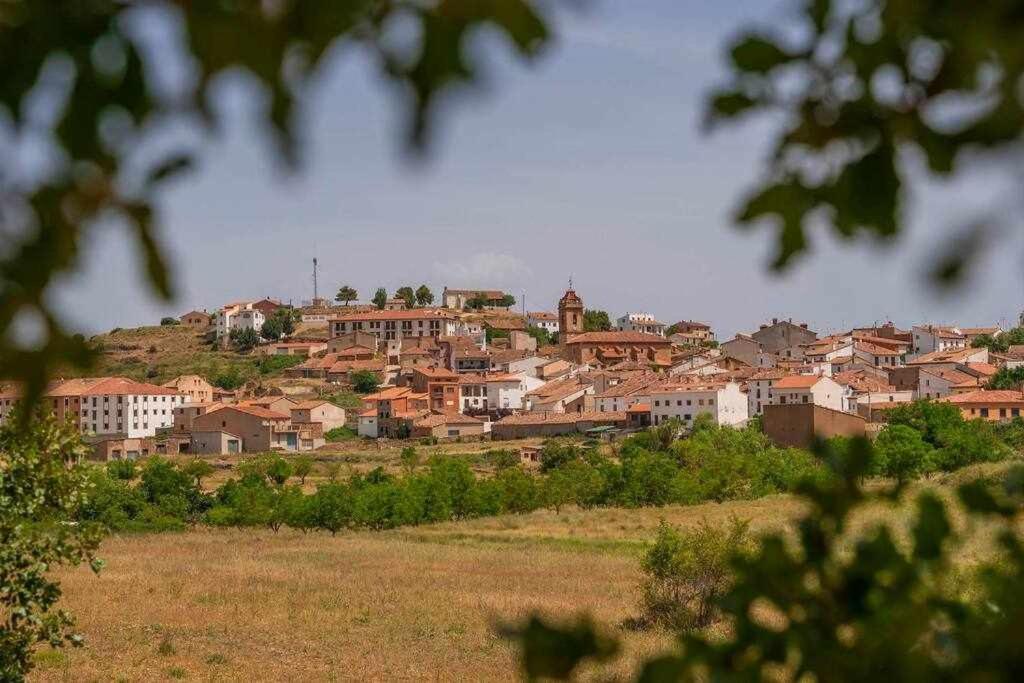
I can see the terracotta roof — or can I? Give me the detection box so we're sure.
[942,390,1024,404]
[564,331,671,345]
[219,405,290,420]
[526,376,592,402]
[48,377,184,397]
[527,311,558,320]
[414,412,485,428]
[920,367,978,388]
[832,370,892,393]
[854,341,901,356]
[909,347,983,365]
[484,373,522,383]
[495,411,626,426]
[671,320,711,330]
[415,367,460,380]
[292,400,332,409]
[364,387,414,401]
[626,403,651,413]
[966,362,998,377]
[960,327,1001,336]
[329,308,455,322]
[747,368,790,381]
[358,408,376,418]
[774,375,825,389]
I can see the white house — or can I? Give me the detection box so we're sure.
[772,375,845,412]
[649,381,748,428]
[744,369,790,417]
[911,325,966,357]
[526,312,559,335]
[329,309,463,342]
[617,312,666,337]
[216,302,264,339]
[486,373,543,411]
[49,377,186,438]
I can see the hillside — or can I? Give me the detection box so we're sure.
[76,325,327,395]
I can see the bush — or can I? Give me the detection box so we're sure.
[350,370,380,394]
[635,519,752,631]
[160,317,179,326]
[229,327,260,352]
[325,426,357,442]
[106,458,137,481]
[212,367,247,390]
[257,354,303,375]
[873,424,938,480]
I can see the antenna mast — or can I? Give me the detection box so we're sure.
[313,257,319,303]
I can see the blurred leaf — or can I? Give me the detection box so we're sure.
[501,615,619,681]
[729,35,793,73]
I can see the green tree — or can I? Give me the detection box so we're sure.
[259,315,284,341]
[635,519,751,631]
[400,447,421,475]
[873,424,937,481]
[972,333,1009,353]
[350,370,380,394]
[372,288,388,310]
[465,293,490,310]
[499,293,516,308]
[229,328,260,353]
[0,414,105,679]
[180,459,215,489]
[335,286,358,306]
[414,285,434,307]
[525,325,552,347]
[292,456,314,485]
[988,366,1024,390]
[160,317,179,326]
[582,310,612,332]
[106,459,137,481]
[395,286,416,309]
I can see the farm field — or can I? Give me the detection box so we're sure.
[35,464,1011,682]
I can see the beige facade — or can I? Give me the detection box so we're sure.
[163,375,214,403]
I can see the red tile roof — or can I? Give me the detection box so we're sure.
[564,331,671,345]
[48,377,184,397]
[774,375,825,389]
[942,390,1024,404]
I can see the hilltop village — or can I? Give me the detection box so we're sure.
[1,284,1022,461]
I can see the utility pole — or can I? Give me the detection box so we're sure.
[312,257,319,303]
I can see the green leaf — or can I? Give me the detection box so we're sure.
[912,493,951,562]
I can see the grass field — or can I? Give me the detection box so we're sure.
[35,464,1015,682]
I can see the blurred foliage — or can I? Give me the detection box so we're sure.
[0,0,551,418]
[510,438,1024,681]
[708,0,1024,273]
[0,412,104,679]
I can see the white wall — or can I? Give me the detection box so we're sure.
[79,393,185,438]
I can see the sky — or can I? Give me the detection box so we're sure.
[51,0,1023,340]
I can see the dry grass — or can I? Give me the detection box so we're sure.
[35,462,1019,681]
[38,527,670,682]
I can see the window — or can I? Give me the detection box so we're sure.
[654,400,660,407]
[802,395,809,404]
[980,408,989,417]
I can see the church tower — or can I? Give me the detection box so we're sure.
[558,280,584,339]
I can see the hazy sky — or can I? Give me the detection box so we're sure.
[52,0,1023,339]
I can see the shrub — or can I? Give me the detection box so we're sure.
[635,519,752,632]
[160,317,179,326]
[874,424,937,480]
[229,327,260,352]
[350,370,380,394]
[539,441,580,472]
[106,458,137,481]
[325,426,357,442]
[212,367,246,390]
[257,354,303,374]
